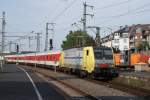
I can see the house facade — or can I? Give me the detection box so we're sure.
[101,24,150,51]
[129,24,150,49]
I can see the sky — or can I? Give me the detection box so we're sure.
[0,0,150,52]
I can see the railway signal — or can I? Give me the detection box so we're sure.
[45,22,55,51]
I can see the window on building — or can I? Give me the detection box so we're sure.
[115,33,120,36]
[114,39,119,43]
[124,45,128,50]
[115,45,119,49]
[124,39,127,43]
[122,33,128,38]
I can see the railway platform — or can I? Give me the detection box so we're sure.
[111,70,150,96]
[0,64,68,100]
[119,70,150,81]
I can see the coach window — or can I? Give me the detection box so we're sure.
[39,56,42,60]
[47,55,48,60]
[53,56,56,61]
[51,55,53,60]
[42,55,44,60]
[43,55,45,60]
[50,55,51,60]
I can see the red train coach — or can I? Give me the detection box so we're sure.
[5,51,61,67]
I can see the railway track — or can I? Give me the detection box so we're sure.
[37,71,99,100]
[21,65,150,99]
[23,65,99,100]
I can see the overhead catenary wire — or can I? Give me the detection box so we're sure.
[95,1,150,20]
[4,0,150,52]
[98,8,150,26]
[5,1,77,47]
[96,0,133,10]
[96,2,150,25]
[51,0,78,22]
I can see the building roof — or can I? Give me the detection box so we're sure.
[129,24,150,37]
[101,24,150,43]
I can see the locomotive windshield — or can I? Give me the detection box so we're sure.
[94,49,103,59]
[94,47,113,60]
[104,49,113,59]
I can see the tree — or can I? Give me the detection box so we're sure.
[137,41,150,51]
[61,30,95,49]
[112,47,120,53]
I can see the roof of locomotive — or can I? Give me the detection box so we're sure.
[62,46,112,50]
[93,46,112,50]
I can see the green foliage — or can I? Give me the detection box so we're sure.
[112,47,120,53]
[137,41,150,51]
[61,30,95,49]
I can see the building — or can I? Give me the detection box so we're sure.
[129,24,150,49]
[101,24,150,51]
[101,35,112,48]
[112,32,129,51]
[102,26,130,51]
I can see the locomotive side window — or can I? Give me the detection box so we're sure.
[86,50,89,56]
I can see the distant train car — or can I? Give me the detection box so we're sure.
[60,46,118,78]
[130,53,141,66]
[113,53,121,66]
[113,52,129,67]
[113,52,150,68]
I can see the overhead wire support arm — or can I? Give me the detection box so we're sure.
[87,26,101,46]
[71,22,82,30]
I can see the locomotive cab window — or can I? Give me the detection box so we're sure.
[104,49,113,60]
[94,49,103,59]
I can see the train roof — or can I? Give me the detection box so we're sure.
[5,50,61,57]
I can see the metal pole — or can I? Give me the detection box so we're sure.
[45,23,49,51]
[96,27,101,46]
[35,33,41,52]
[9,41,12,53]
[28,36,31,51]
[83,2,87,33]
[82,2,94,47]
[34,52,36,68]
[1,11,5,54]
[1,11,6,71]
